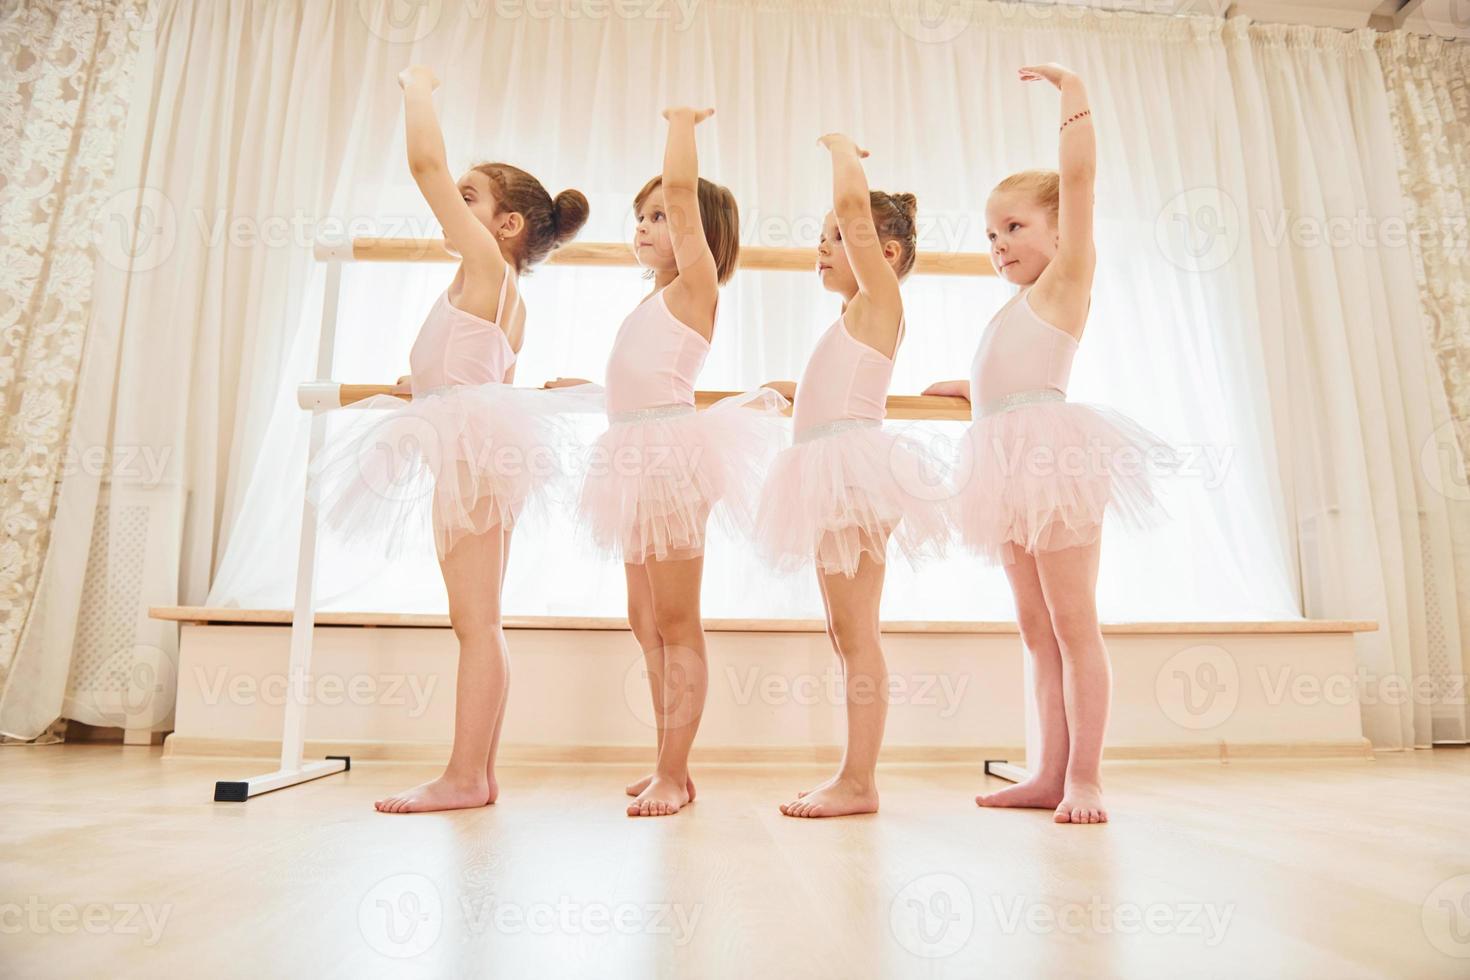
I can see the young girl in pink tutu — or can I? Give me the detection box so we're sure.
[308,66,589,813]
[925,64,1173,824]
[546,107,786,817]
[754,134,948,819]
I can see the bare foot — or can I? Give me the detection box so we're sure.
[625,772,696,800]
[794,774,837,799]
[627,775,691,817]
[1054,782,1108,825]
[375,774,491,814]
[976,775,1064,810]
[779,777,878,819]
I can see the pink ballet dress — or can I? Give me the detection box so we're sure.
[951,288,1175,565]
[307,271,574,560]
[754,314,950,578]
[575,288,786,564]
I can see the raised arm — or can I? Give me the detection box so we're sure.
[660,107,719,298]
[820,134,902,311]
[1024,63,1096,297]
[398,66,507,277]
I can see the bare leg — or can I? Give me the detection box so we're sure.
[977,549,1069,810]
[376,506,508,814]
[628,552,706,816]
[482,523,514,803]
[623,560,695,801]
[795,568,843,800]
[1035,540,1109,825]
[781,531,889,819]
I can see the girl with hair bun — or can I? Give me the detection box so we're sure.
[307,65,590,813]
[753,133,949,819]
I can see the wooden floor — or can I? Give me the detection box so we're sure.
[3,747,1468,979]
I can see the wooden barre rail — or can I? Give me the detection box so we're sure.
[148,606,1381,634]
[303,382,973,418]
[315,238,997,276]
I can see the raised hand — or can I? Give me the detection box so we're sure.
[398,65,440,92]
[1019,63,1073,88]
[662,107,714,125]
[818,132,869,158]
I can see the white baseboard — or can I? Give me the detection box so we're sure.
[161,622,1372,764]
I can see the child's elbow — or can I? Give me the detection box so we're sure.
[407,155,446,179]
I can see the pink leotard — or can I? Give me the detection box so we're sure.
[791,313,904,438]
[969,289,1077,417]
[408,268,517,394]
[604,289,711,416]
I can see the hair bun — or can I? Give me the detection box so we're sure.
[891,192,918,230]
[551,189,590,245]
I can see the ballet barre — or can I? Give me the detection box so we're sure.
[296,382,974,420]
[215,235,983,803]
[315,237,998,277]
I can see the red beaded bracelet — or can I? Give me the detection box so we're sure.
[1060,109,1092,133]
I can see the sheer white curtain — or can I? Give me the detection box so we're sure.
[33,0,1462,747]
[187,1,1299,624]
[1223,22,1470,750]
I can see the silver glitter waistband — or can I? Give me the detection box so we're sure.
[414,382,507,398]
[608,403,697,424]
[794,417,883,444]
[979,388,1065,418]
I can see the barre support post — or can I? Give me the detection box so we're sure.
[984,641,1041,785]
[214,259,350,801]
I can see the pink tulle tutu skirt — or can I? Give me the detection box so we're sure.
[950,396,1176,565]
[575,388,788,564]
[754,419,952,578]
[307,384,586,560]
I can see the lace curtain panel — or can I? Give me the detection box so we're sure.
[0,0,146,692]
[1377,31,1470,743]
[1378,32,1470,480]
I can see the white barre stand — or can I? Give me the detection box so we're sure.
[210,235,1001,800]
[983,648,1040,785]
[214,242,354,801]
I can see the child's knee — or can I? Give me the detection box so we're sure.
[1048,604,1100,652]
[450,604,502,639]
[651,603,700,641]
[627,602,660,646]
[830,613,878,655]
[1015,608,1057,652]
